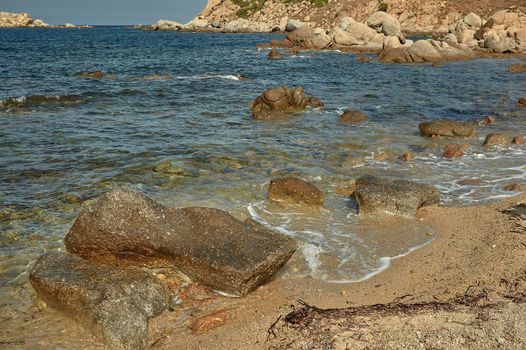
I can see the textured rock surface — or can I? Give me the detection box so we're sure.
[354,175,440,216]
[30,251,168,350]
[251,86,323,120]
[195,0,526,35]
[510,63,526,73]
[0,12,46,27]
[268,177,325,206]
[483,133,511,146]
[379,39,475,63]
[339,109,368,123]
[419,120,475,137]
[64,190,296,296]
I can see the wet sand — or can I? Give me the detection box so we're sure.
[3,192,526,349]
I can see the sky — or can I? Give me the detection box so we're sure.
[0,0,206,25]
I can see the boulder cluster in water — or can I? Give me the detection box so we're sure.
[256,10,525,63]
[29,72,525,348]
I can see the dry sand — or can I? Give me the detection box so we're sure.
[2,193,526,349]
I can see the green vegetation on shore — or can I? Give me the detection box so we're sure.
[233,0,328,18]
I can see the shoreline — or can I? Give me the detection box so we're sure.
[3,192,525,349]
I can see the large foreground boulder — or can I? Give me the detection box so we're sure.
[30,251,168,350]
[251,86,323,120]
[419,120,476,137]
[64,190,296,296]
[268,177,325,206]
[354,176,440,216]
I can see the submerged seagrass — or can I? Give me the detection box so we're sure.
[64,190,297,296]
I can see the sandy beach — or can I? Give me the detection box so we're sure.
[2,192,525,349]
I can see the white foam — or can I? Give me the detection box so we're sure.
[302,243,323,275]
[325,238,435,284]
[174,74,240,81]
[213,290,241,298]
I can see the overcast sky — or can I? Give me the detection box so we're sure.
[0,0,206,25]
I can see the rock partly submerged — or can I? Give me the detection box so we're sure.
[30,251,168,350]
[419,120,476,137]
[268,177,325,207]
[64,190,296,296]
[339,109,368,124]
[354,175,440,216]
[483,133,512,146]
[251,85,323,120]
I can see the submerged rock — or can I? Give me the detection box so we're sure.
[401,152,414,161]
[419,120,475,137]
[339,110,368,124]
[354,175,440,216]
[483,133,511,146]
[251,86,323,120]
[30,251,168,350]
[64,190,296,296]
[79,71,105,78]
[268,49,284,60]
[509,63,526,73]
[153,161,194,177]
[268,177,325,206]
[443,143,466,158]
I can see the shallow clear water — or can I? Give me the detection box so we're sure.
[0,27,525,289]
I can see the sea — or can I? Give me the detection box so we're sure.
[0,27,525,299]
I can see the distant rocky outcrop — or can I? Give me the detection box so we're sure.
[0,11,91,28]
[0,12,49,27]
[259,10,524,62]
[187,0,525,35]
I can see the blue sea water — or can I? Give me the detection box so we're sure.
[0,27,525,288]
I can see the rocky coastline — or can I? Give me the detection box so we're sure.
[0,11,91,28]
[2,3,526,350]
[147,1,526,63]
[151,0,526,35]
